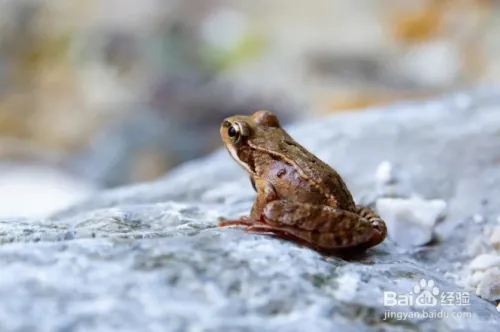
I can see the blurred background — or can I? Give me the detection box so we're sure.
[0,0,499,218]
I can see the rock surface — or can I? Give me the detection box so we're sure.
[2,88,500,331]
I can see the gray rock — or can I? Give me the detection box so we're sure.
[2,87,500,331]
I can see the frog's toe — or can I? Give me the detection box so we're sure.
[218,218,254,227]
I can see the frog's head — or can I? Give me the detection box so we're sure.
[220,110,281,174]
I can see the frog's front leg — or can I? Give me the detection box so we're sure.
[218,177,277,227]
[246,201,380,250]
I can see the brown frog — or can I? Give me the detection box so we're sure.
[218,110,387,253]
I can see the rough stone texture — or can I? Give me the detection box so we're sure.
[2,87,500,331]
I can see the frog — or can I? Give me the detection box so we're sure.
[218,110,387,253]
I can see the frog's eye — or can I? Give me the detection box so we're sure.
[227,123,242,143]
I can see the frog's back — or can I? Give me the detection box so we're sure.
[285,141,357,212]
[252,128,357,212]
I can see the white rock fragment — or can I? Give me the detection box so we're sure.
[476,268,500,302]
[468,254,500,271]
[472,214,484,224]
[375,161,394,185]
[497,215,500,224]
[375,197,447,247]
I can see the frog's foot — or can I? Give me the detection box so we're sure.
[219,216,256,227]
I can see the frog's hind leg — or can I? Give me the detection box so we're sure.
[261,201,377,249]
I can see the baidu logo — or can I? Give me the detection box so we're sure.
[413,279,439,306]
[384,278,469,307]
